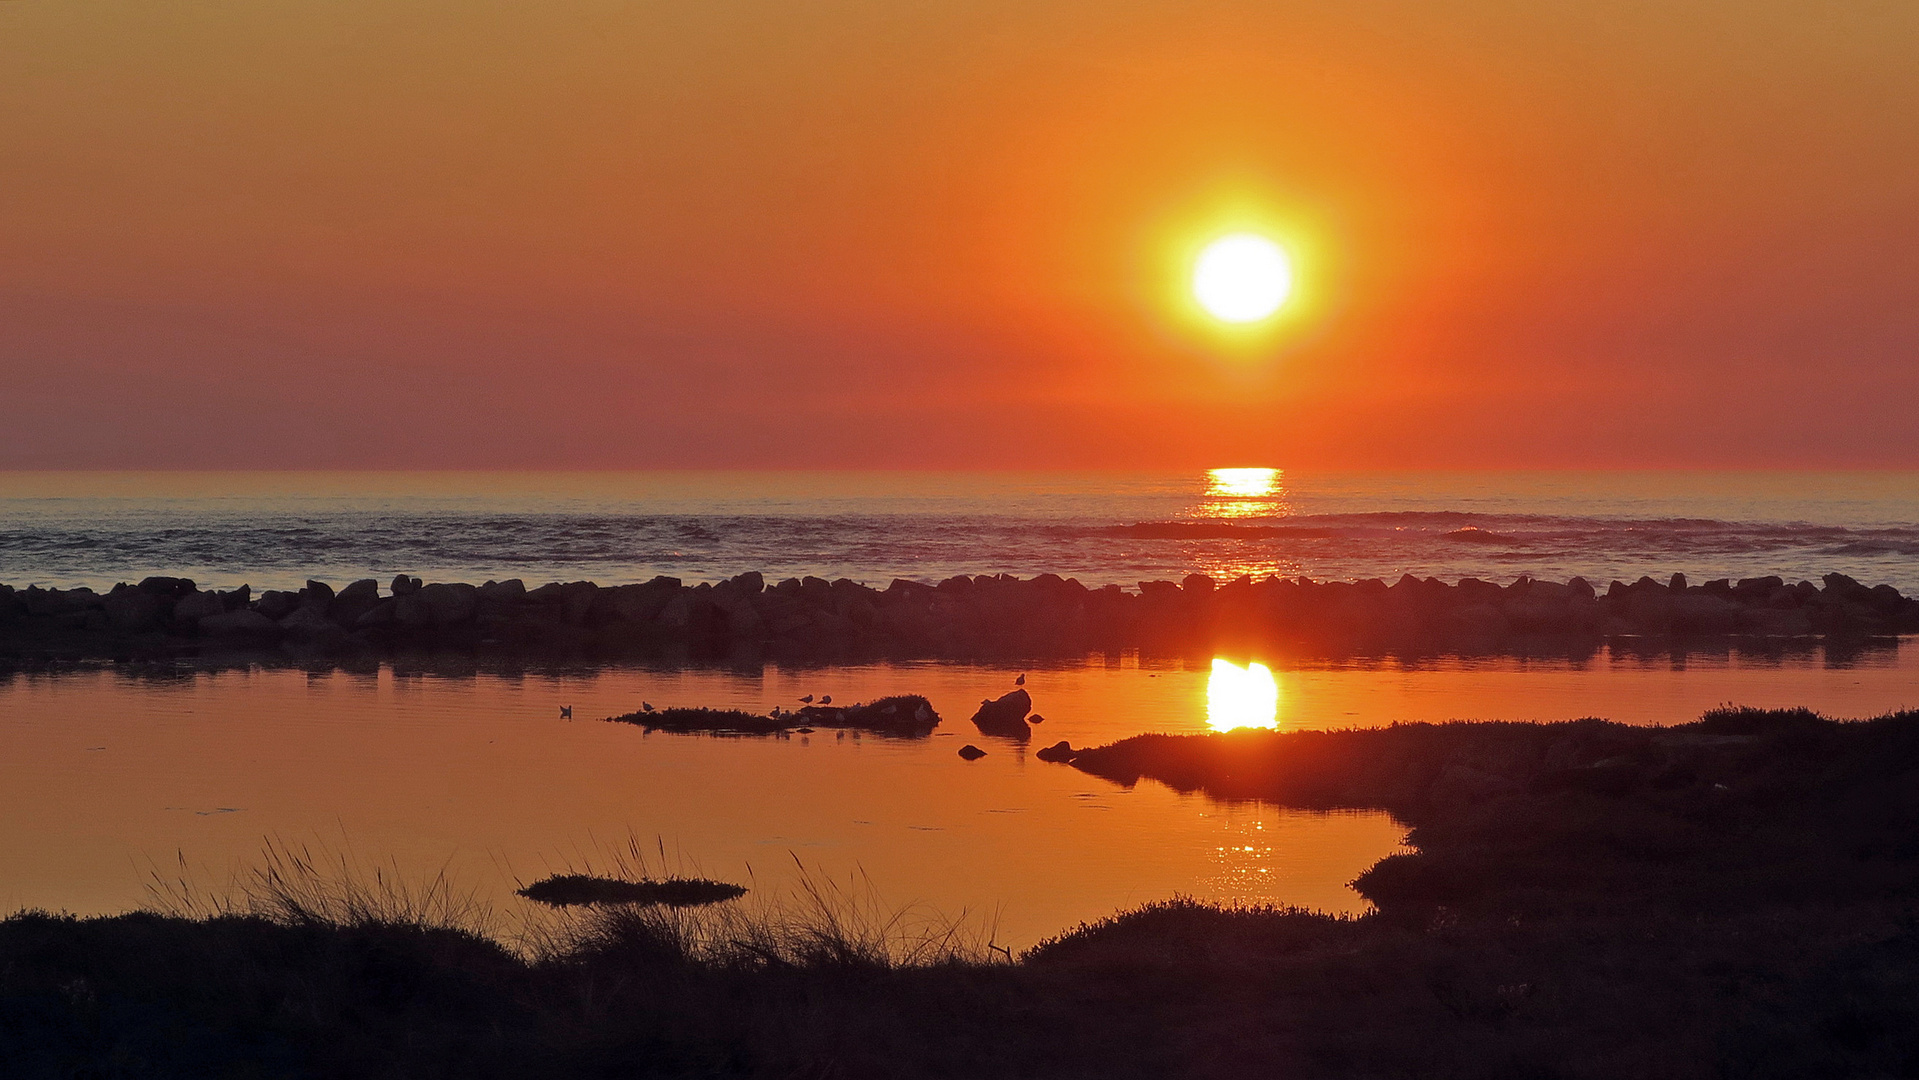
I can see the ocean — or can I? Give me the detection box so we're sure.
[3,469,1917,593]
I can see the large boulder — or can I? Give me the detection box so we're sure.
[200,609,279,636]
[136,576,197,598]
[708,582,765,637]
[404,582,479,628]
[254,590,302,621]
[1670,592,1741,634]
[1035,740,1078,763]
[104,587,168,633]
[477,579,527,603]
[526,581,598,625]
[655,592,696,631]
[330,579,382,625]
[599,580,677,625]
[172,590,226,625]
[279,605,342,638]
[970,688,1033,740]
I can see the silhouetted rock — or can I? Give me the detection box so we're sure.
[1035,740,1077,763]
[136,576,196,597]
[278,605,340,638]
[199,609,278,636]
[255,590,301,621]
[331,579,382,625]
[390,574,423,597]
[971,688,1033,740]
[103,587,167,632]
[957,744,987,760]
[416,583,479,625]
[477,578,526,603]
[172,590,225,625]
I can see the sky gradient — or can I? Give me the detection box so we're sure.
[3,1,1916,469]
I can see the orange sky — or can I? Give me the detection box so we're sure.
[2,1,1916,469]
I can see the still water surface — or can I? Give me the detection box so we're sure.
[5,643,1913,945]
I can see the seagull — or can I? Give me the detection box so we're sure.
[559,706,572,719]
[642,702,655,713]
[800,695,814,704]
[1015,673,1026,686]
[819,695,832,705]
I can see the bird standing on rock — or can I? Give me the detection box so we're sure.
[642,702,655,713]
[800,695,814,704]
[1015,674,1026,686]
[820,695,832,705]
[559,706,572,719]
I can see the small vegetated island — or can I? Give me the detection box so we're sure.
[1,567,1914,661]
[604,694,940,735]
[6,702,1919,1077]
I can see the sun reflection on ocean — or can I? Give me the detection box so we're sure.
[1207,659,1280,732]
[1200,467,1290,521]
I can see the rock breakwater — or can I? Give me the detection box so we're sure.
[1,569,1914,661]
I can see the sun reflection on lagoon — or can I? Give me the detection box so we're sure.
[1207,659,1280,732]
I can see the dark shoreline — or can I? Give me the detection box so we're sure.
[3,568,1915,663]
[7,705,1918,1078]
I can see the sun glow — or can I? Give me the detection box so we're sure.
[1207,659,1280,732]
[1192,234,1293,324]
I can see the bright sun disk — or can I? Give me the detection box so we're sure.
[1192,234,1293,324]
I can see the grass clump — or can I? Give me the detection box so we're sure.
[516,874,745,908]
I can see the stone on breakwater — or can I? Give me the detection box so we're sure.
[200,609,278,636]
[172,591,225,624]
[103,587,168,633]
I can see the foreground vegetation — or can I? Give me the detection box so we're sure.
[6,707,1919,1077]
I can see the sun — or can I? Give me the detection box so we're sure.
[1192,234,1294,324]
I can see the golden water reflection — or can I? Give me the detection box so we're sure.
[1207,658,1280,731]
[1208,467,1280,498]
[1201,467,1290,521]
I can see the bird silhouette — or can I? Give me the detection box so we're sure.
[559,706,572,719]
[800,694,814,704]
[819,695,832,705]
[1015,673,1026,686]
[642,702,655,713]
